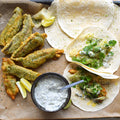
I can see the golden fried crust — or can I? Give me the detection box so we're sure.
[1,58,15,71]
[3,73,19,100]
[12,48,64,68]
[11,32,47,58]
[2,57,15,65]
[0,7,23,46]
[41,33,47,39]
[1,58,41,81]
[1,14,34,55]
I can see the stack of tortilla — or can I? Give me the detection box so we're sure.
[45,0,120,111]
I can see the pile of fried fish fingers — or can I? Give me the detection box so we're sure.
[2,14,34,55]
[0,7,63,100]
[0,7,23,46]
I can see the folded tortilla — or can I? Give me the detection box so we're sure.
[44,0,73,50]
[63,63,120,112]
[108,5,120,44]
[57,0,114,38]
[65,26,120,79]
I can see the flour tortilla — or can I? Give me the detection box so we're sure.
[63,63,120,112]
[65,26,120,79]
[57,0,114,38]
[44,0,73,50]
[108,5,120,45]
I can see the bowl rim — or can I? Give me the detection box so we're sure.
[31,72,71,112]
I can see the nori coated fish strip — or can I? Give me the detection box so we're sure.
[12,48,64,68]
[1,14,34,55]
[3,73,19,100]
[2,58,41,81]
[11,32,47,58]
[0,7,23,46]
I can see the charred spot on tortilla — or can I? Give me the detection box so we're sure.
[12,48,64,69]
[1,58,40,81]
[0,7,23,46]
[11,32,47,58]
[1,14,34,55]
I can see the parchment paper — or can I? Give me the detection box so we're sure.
[0,0,120,119]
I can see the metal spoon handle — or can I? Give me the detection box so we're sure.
[114,1,120,5]
[30,0,53,4]
[60,80,84,90]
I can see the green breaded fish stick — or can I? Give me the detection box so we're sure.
[0,7,23,46]
[12,48,64,68]
[2,58,41,81]
[3,73,19,100]
[2,14,34,55]
[11,32,47,58]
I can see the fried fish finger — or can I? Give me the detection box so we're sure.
[2,14,34,55]
[2,58,41,81]
[12,48,64,68]
[3,73,19,100]
[11,32,47,58]
[0,7,23,46]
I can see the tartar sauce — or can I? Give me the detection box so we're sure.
[34,75,68,111]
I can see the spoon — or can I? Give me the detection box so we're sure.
[30,0,53,4]
[60,80,84,90]
[49,80,84,92]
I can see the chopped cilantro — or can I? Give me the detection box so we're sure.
[72,35,116,69]
[109,40,117,47]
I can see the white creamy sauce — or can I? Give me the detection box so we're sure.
[88,51,95,57]
[34,76,68,111]
[103,53,113,68]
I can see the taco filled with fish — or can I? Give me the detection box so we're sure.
[65,26,120,79]
[63,63,120,111]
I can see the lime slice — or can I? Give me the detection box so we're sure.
[16,81,27,99]
[32,8,50,20]
[20,78,32,92]
[41,16,55,27]
[64,99,72,109]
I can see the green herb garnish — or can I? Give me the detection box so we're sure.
[72,35,117,69]
[109,40,117,47]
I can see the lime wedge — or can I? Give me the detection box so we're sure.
[20,78,32,92]
[64,99,72,109]
[41,16,55,27]
[16,81,27,99]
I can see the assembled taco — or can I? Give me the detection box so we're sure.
[63,63,120,111]
[65,26,120,79]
